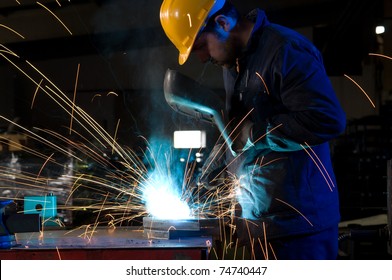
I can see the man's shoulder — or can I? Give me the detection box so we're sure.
[264,24,311,45]
[258,23,318,58]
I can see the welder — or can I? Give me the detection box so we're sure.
[160,0,346,259]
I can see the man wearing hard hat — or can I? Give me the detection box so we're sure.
[160,0,346,260]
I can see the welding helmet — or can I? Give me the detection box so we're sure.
[160,0,226,65]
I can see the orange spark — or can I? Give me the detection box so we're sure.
[369,53,392,60]
[304,141,335,189]
[107,91,118,97]
[65,174,85,206]
[89,193,109,241]
[256,237,268,259]
[0,44,20,57]
[91,94,102,102]
[344,74,376,108]
[268,242,277,260]
[112,119,121,154]
[253,123,283,144]
[69,63,80,135]
[255,72,270,95]
[200,143,227,179]
[0,24,25,39]
[36,1,73,35]
[56,246,62,260]
[31,79,44,109]
[275,197,314,227]
[36,153,55,181]
[260,156,288,168]
[233,238,239,260]
[262,222,268,260]
[228,109,254,143]
[300,143,333,192]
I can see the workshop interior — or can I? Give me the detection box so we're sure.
[0,0,391,260]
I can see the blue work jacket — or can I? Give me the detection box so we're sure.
[223,9,346,241]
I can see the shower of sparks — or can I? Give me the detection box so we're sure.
[36,1,73,35]
[69,63,80,135]
[0,24,25,39]
[344,74,376,108]
[0,46,196,237]
[0,54,237,253]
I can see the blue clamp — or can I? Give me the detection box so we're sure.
[0,200,17,249]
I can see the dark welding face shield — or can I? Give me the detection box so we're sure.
[163,68,235,156]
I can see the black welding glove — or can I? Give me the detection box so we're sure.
[197,143,226,189]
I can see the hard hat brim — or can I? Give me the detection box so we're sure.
[179,49,191,65]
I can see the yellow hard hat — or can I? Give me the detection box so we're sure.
[160,0,226,65]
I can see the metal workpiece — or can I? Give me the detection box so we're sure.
[142,216,221,239]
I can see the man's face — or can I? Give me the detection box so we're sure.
[192,30,238,69]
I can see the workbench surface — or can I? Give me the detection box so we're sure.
[0,227,212,260]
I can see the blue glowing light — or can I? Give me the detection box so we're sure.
[142,138,193,220]
[143,183,192,220]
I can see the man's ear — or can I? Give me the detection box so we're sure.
[214,15,235,32]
